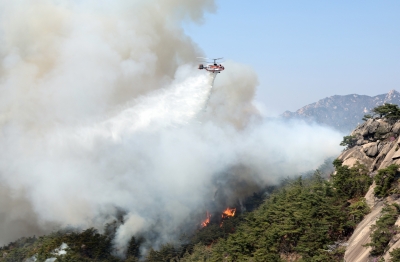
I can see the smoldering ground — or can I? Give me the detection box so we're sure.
[0,0,343,256]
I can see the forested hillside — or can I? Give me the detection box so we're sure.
[5,104,400,262]
[0,164,375,262]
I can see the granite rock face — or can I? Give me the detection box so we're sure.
[339,118,400,172]
[282,90,400,133]
[339,118,400,261]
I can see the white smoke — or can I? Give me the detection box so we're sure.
[0,0,343,256]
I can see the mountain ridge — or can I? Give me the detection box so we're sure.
[282,89,400,133]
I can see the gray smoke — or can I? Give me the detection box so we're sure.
[0,0,343,256]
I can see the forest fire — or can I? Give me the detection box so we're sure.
[201,212,211,228]
[201,208,236,228]
[222,207,236,218]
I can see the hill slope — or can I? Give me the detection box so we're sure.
[337,117,400,262]
[5,115,400,261]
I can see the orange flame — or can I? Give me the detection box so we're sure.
[201,211,211,228]
[222,207,236,218]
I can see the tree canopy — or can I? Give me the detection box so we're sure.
[0,161,377,262]
[364,103,400,121]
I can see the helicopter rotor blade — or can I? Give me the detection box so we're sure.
[197,57,225,64]
[196,57,210,61]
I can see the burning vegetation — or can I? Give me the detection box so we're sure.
[201,212,211,228]
[200,207,237,229]
[221,207,236,219]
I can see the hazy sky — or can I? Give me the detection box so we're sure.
[183,0,400,115]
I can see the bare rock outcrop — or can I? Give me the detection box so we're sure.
[340,118,399,171]
[363,141,380,157]
[344,202,384,262]
[340,118,400,262]
[392,122,400,134]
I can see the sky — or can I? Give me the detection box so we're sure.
[183,0,400,115]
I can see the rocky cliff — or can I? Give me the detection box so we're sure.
[337,118,400,261]
[282,90,400,133]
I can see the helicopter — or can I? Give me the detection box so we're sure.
[197,57,225,73]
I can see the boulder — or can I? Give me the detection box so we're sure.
[361,120,380,136]
[392,121,400,134]
[338,146,374,169]
[356,139,369,146]
[351,121,369,136]
[363,142,379,157]
[377,121,391,134]
[378,141,384,151]
[378,137,400,169]
[371,142,394,171]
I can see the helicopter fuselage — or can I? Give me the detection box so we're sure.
[198,63,225,73]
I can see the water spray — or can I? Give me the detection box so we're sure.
[197,57,225,111]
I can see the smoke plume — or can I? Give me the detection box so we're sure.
[0,0,342,255]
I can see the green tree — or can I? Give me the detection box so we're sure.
[390,247,400,261]
[347,198,371,228]
[340,136,357,149]
[365,103,400,121]
[365,204,400,256]
[202,173,354,262]
[374,164,400,197]
[332,160,371,199]
[145,244,179,262]
[362,114,372,121]
[126,236,144,260]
